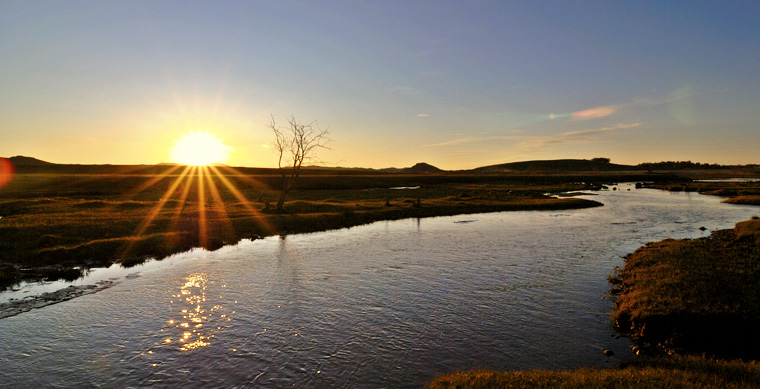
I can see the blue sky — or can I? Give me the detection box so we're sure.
[1,0,759,169]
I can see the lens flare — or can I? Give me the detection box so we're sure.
[0,158,14,190]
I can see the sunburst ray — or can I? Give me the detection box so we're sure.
[120,165,194,258]
[208,165,274,234]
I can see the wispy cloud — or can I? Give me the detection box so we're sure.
[426,122,640,155]
[571,105,619,120]
[565,88,695,121]
[417,113,430,117]
[425,135,519,147]
[517,123,640,151]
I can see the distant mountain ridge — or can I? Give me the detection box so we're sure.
[6,156,750,174]
[473,159,637,172]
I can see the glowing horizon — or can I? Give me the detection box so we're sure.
[1,2,759,170]
[169,131,233,167]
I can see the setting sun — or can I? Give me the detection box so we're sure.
[170,131,233,166]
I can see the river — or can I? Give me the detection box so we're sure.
[1,184,758,387]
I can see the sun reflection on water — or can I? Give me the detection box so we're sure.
[157,272,233,352]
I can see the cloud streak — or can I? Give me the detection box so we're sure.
[426,123,640,151]
[567,89,694,121]
[517,122,641,151]
[425,135,519,147]
[571,105,619,120]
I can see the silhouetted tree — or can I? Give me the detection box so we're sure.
[269,115,331,212]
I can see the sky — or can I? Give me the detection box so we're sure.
[1,0,759,170]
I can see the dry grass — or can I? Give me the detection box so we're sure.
[644,181,760,204]
[735,218,760,239]
[0,173,602,288]
[724,195,760,206]
[610,219,760,357]
[427,356,760,388]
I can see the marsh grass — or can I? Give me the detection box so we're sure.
[724,195,760,206]
[610,219,760,358]
[644,181,760,204]
[427,355,760,388]
[0,173,602,288]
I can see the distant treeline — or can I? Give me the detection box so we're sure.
[637,161,760,170]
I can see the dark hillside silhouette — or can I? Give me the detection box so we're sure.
[403,162,443,174]
[8,156,55,166]
[379,162,444,174]
[473,159,638,173]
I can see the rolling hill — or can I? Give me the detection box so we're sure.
[1,156,692,175]
[7,156,55,166]
[473,159,638,173]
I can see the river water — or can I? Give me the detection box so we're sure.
[1,184,758,387]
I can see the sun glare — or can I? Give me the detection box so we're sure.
[170,131,232,166]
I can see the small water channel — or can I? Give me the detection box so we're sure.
[0,184,758,387]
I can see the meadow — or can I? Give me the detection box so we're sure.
[1,167,648,288]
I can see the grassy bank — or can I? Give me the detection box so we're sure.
[0,172,604,288]
[644,180,760,205]
[427,355,760,388]
[609,218,760,358]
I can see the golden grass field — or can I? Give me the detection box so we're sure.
[0,169,611,288]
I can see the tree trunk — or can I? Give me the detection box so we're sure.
[275,176,290,212]
[275,193,286,212]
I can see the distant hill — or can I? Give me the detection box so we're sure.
[13,156,744,175]
[473,159,638,173]
[379,162,444,174]
[7,156,55,166]
[404,162,443,173]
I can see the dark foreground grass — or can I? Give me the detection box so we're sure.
[0,173,602,288]
[427,355,760,388]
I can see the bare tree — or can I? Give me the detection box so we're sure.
[269,115,331,212]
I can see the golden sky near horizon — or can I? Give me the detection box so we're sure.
[2,1,759,169]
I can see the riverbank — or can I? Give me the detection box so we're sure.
[644,180,760,205]
[428,218,760,388]
[610,217,760,358]
[0,173,604,289]
[427,355,760,388]
[427,180,760,388]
